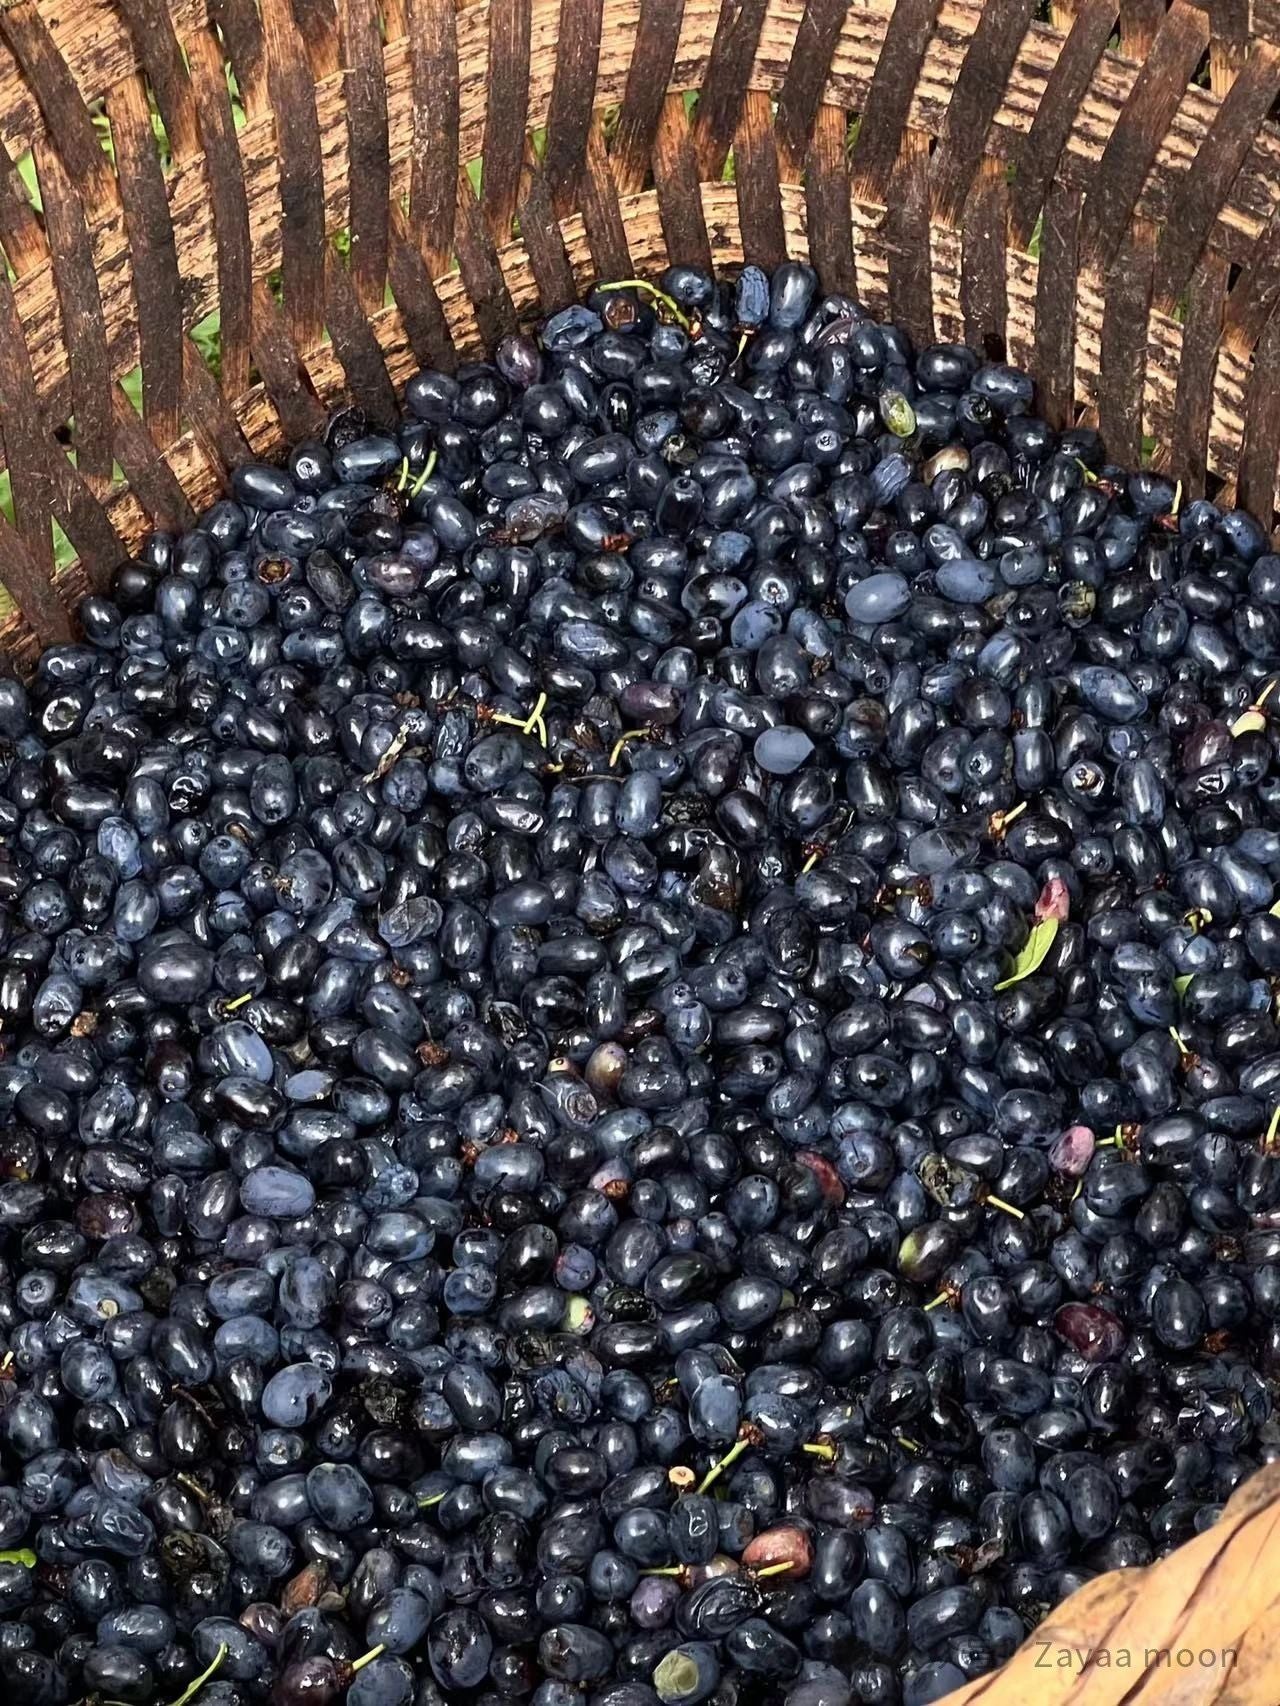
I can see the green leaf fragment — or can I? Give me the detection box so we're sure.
[0,1550,35,1568]
[1174,974,1193,996]
[994,918,1060,990]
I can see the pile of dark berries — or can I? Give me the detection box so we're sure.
[2,259,1280,1706]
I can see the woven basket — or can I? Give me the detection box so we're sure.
[4,3,1280,1692]
[2,0,1280,675]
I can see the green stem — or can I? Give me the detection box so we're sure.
[985,1194,1024,1220]
[696,1434,750,1496]
[350,1647,386,1675]
[801,1441,835,1461]
[409,447,438,499]
[752,1560,795,1579]
[595,279,693,332]
[417,1491,447,1508]
[168,1643,228,1706]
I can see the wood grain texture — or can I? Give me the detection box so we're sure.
[1097,217,1155,467]
[939,1461,1280,1705]
[110,71,185,450]
[1034,178,1082,430]
[407,0,458,275]
[733,87,785,275]
[1008,0,1116,249]
[610,0,684,196]
[543,0,604,216]
[481,0,531,241]
[694,0,771,182]
[804,101,854,297]
[1169,252,1228,501]
[35,146,113,491]
[930,0,1036,229]
[849,0,942,202]
[1153,39,1280,311]
[260,0,327,356]
[8,0,1280,662]
[338,0,391,314]
[1079,1,1211,272]
[651,92,712,277]
[960,156,1008,359]
[185,23,254,400]
[774,0,845,176]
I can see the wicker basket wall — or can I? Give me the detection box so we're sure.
[2,1,1280,1699]
[1,0,1280,677]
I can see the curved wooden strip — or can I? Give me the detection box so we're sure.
[1154,39,1280,312]
[543,0,604,218]
[114,0,201,162]
[1168,251,1227,501]
[1008,0,1116,250]
[1079,1,1211,272]
[930,0,1036,229]
[774,0,846,176]
[849,0,941,202]
[960,156,1008,359]
[452,169,517,350]
[109,378,196,533]
[324,245,397,422]
[293,0,340,84]
[1119,0,1164,56]
[734,87,786,275]
[516,143,578,308]
[804,101,854,297]
[0,324,54,585]
[35,145,113,491]
[185,25,254,401]
[0,261,119,583]
[387,200,458,368]
[407,0,458,275]
[0,0,114,219]
[577,118,632,284]
[180,334,252,475]
[260,0,326,357]
[693,0,770,182]
[651,91,712,276]
[605,0,684,197]
[205,0,266,116]
[884,132,933,348]
[481,0,531,242]
[0,158,47,278]
[0,503,70,647]
[338,0,391,315]
[249,279,326,443]
[109,70,184,451]
[1222,160,1280,362]
[1033,178,1081,431]
[1096,216,1155,468]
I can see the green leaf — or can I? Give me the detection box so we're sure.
[994,918,1060,990]
[0,1550,36,1568]
[1173,974,1193,997]
[1270,899,1280,917]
